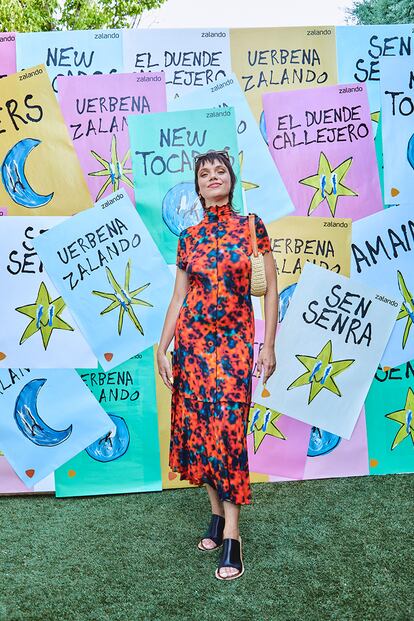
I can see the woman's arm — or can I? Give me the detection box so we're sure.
[257,251,278,383]
[157,267,189,391]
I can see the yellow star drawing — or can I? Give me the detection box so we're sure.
[239,151,259,192]
[248,403,286,452]
[287,340,354,404]
[396,270,414,349]
[299,151,358,216]
[15,282,73,350]
[385,387,414,450]
[89,134,134,201]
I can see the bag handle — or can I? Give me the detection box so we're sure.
[248,213,258,257]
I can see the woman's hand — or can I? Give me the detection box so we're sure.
[256,344,276,384]
[157,350,174,392]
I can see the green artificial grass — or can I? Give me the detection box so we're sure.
[1,475,413,621]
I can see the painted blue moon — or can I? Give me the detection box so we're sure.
[85,414,130,462]
[259,111,268,144]
[162,182,204,236]
[307,426,341,457]
[407,133,414,170]
[278,283,297,323]
[14,378,73,447]
[1,138,54,208]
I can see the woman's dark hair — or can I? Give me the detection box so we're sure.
[194,151,237,211]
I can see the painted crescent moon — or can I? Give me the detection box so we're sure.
[1,138,54,208]
[14,378,72,447]
[85,414,130,462]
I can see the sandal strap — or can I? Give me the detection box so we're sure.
[218,538,242,571]
[204,514,225,545]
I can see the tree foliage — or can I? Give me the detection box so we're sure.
[347,0,414,25]
[0,0,164,32]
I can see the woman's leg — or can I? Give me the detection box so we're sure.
[201,483,225,549]
[218,500,241,578]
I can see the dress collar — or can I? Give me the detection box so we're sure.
[202,203,233,222]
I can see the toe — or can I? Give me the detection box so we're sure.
[201,538,216,549]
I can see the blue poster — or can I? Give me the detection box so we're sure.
[16,29,123,93]
[33,190,174,370]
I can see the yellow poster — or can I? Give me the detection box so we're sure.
[230,26,338,122]
[0,65,91,215]
[153,345,268,489]
[266,216,352,320]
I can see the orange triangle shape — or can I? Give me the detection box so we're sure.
[25,469,35,478]
[390,187,400,197]
[262,386,270,397]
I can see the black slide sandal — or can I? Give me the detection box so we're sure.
[215,537,245,580]
[197,514,225,551]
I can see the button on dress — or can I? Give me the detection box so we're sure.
[169,203,271,504]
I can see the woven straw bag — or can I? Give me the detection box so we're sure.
[248,213,267,297]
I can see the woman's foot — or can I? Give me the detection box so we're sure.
[215,536,244,580]
[198,514,225,551]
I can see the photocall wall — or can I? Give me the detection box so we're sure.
[0,24,413,496]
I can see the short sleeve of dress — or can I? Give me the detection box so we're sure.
[254,214,271,254]
[176,230,187,271]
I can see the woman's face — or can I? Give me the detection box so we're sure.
[197,158,231,206]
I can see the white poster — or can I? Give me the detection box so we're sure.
[351,203,414,367]
[0,217,96,368]
[253,262,400,439]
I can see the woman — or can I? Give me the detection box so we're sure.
[157,150,278,581]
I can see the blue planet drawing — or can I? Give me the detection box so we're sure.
[278,283,297,323]
[162,182,204,236]
[307,426,341,457]
[85,414,130,462]
[407,133,414,171]
[259,111,268,144]
[14,378,73,447]
[1,138,54,208]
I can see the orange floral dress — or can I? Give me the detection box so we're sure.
[169,203,271,504]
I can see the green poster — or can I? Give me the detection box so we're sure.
[55,347,162,497]
[365,361,414,476]
[128,107,244,264]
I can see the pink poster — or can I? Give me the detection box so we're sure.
[0,33,16,78]
[303,408,369,480]
[248,319,311,479]
[58,72,167,203]
[263,83,382,220]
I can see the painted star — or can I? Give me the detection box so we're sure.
[248,403,285,452]
[287,340,354,404]
[92,259,153,336]
[299,151,358,216]
[16,281,73,350]
[385,387,414,450]
[396,270,414,349]
[89,134,134,201]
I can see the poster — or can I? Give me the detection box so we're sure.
[0,33,16,78]
[0,65,92,216]
[303,408,369,480]
[122,28,231,101]
[263,83,383,220]
[16,29,123,93]
[266,216,352,325]
[351,203,414,368]
[336,24,414,123]
[365,362,414,475]
[33,190,174,371]
[55,348,162,497]
[230,26,337,124]
[0,367,112,486]
[169,73,294,224]
[128,106,244,264]
[58,71,167,203]
[381,55,414,205]
[0,217,96,368]
[253,262,401,439]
